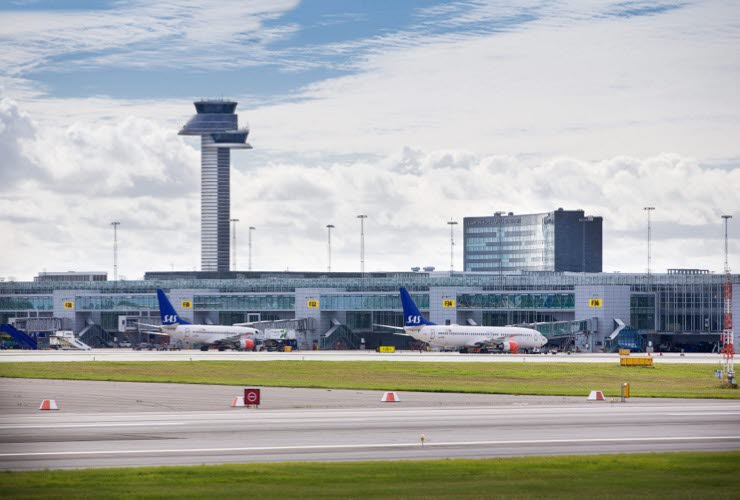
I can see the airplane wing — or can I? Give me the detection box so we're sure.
[373,324,412,336]
[137,323,163,330]
[372,324,406,331]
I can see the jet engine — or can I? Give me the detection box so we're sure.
[237,338,255,351]
[498,341,519,353]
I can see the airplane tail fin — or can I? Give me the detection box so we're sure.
[156,289,191,326]
[400,287,435,326]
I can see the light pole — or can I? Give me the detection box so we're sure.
[643,207,655,275]
[111,221,120,281]
[722,215,733,273]
[579,216,593,272]
[230,218,239,271]
[447,220,458,273]
[248,226,256,271]
[357,215,368,275]
[326,224,335,273]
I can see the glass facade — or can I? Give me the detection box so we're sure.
[654,284,724,332]
[76,295,158,311]
[0,295,53,311]
[219,312,281,324]
[0,273,735,340]
[194,295,294,311]
[630,294,656,331]
[320,293,429,310]
[346,312,372,330]
[457,293,575,309]
[373,311,405,328]
[464,213,552,272]
[483,311,561,326]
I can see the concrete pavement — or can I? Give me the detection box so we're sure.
[1,379,739,470]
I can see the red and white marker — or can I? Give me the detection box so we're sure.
[587,390,606,401]
[381,391,400,402]
[231,396,246,407]
[39,399,59,410]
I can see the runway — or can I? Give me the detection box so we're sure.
[1,379,739,470]
[0,349,720,364]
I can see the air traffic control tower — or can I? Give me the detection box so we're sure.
[179,100,251,272]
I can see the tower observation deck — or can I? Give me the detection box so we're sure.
[179,100,251,272]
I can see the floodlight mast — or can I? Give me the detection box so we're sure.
[643,207,655,275]
[111,221,120,281]
[326,225,335,273]
[357,215,367,275]
[230,218,239,271]
[248,227,256,271]
[447,220,458,273]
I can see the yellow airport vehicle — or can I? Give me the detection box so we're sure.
[620,356,654,367]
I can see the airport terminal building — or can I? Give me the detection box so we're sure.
[1,269,738,353]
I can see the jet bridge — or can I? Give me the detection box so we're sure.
[515,318,598,351]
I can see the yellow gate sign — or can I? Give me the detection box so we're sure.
[442,299,456,308]
[307,300,319,309]
[181,300,193,309]
[63,301,75,309]
[589,298,603,308]
[377,346,396,353]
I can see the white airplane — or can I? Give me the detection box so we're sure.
[139,289,259,351]
[375,288,548,353]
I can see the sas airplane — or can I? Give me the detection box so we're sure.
[139,289,259,351]
[376,288,547,353]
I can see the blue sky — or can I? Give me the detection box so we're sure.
[3,0,539,100]
[0,0,738,279]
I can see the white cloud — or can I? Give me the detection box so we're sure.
[245,0,740,162]
[229,150,739,276]
[1,93,738,280]
[0,2,738,280]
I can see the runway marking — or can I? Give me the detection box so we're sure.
[0,422,185,430]
[2,436,739,458]
[667,412,740,416]
[7,405,740,427]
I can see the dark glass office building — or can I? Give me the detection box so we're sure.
[464,209,602,272]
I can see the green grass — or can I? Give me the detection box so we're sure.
[1,452,739,499]
[0,361,736,398]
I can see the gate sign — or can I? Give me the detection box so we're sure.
[307,300,319,309]
[63,301,75,309]
[589,298,603,308]
[442,299,456,308]
[181,300,192,309]
[244,388,261,406]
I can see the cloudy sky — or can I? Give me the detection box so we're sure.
[0,0,738,280]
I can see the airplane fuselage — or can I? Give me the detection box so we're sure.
[162,324,258,345]
[405,325,547,350]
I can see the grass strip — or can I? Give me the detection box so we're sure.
[0,361,736,398]
[1,452,739,499]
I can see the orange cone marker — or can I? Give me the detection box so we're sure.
[39,399,59,410]
[381,392,400,402]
